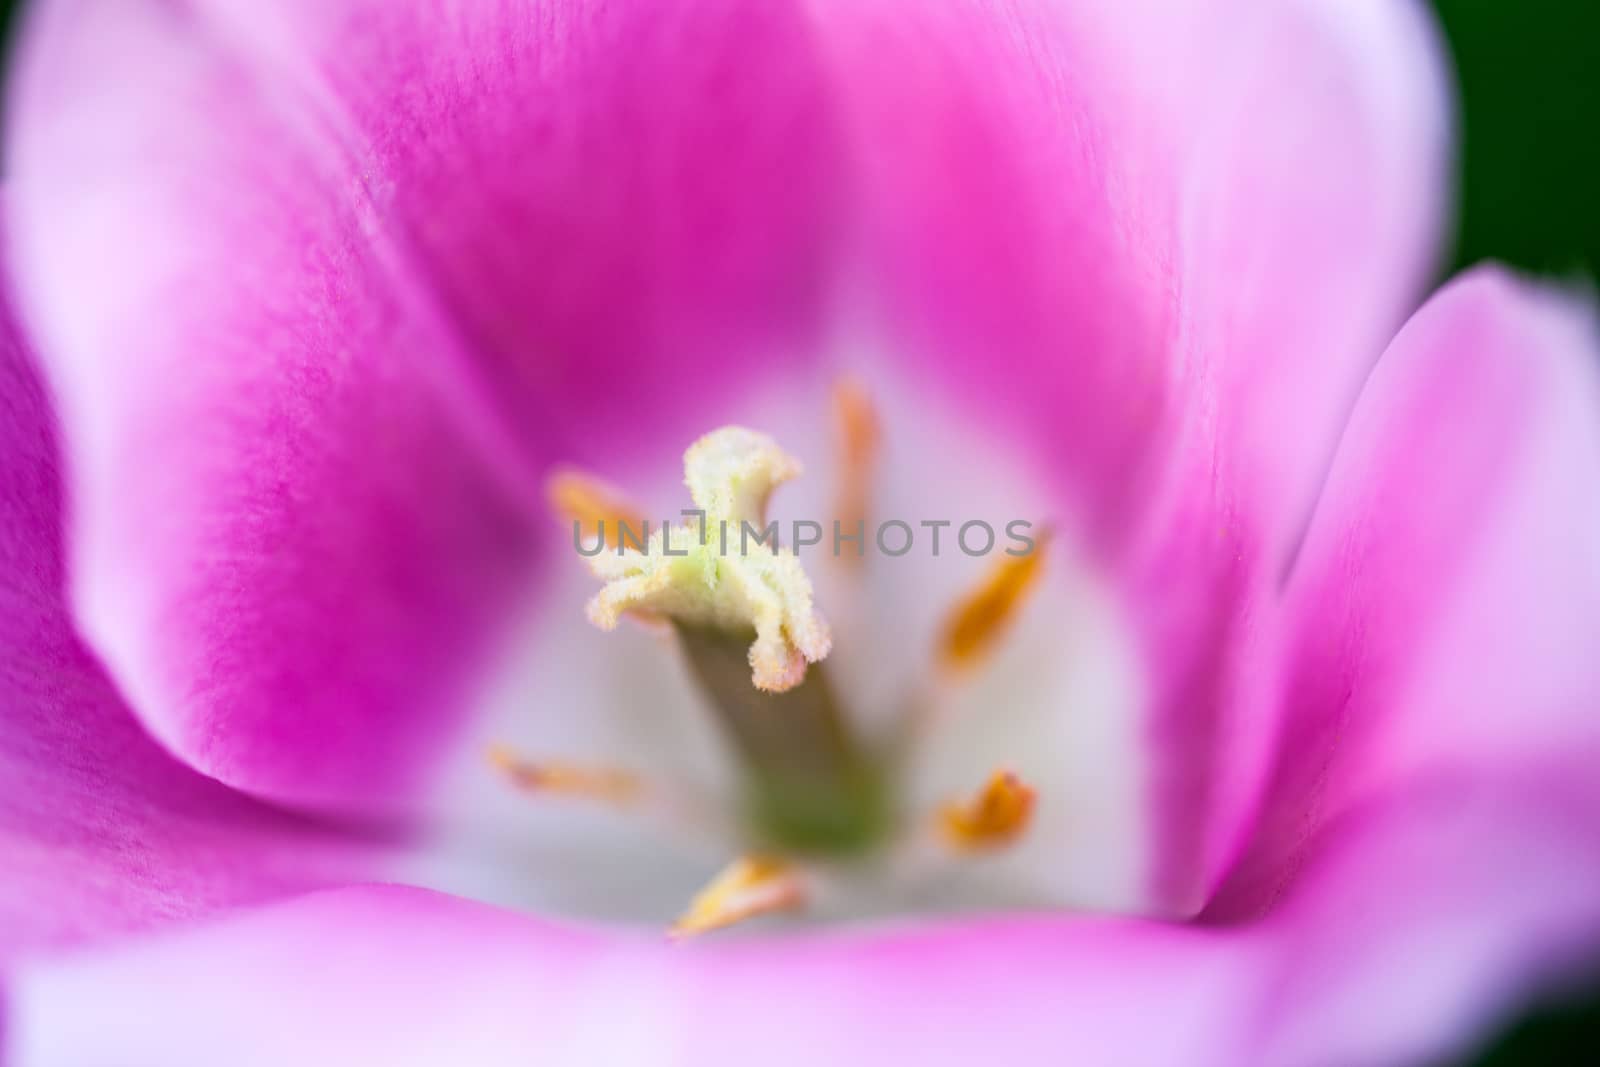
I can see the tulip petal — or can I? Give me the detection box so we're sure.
[6,0,836,813]
[3,2,521,814]
[1243,766,1600,1067]
[10,765,1599,1067]
[1131,0,1452,911]
[0,269,380,961]
[1175,0,1452,543]
[814,0,1448,546]
[807,0,1451,912]
[179,0,839,462]
[1211,268,1600,919]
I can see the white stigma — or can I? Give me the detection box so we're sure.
[584,427,832,692]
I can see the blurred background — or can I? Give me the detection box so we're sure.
[0,0,1594,1062]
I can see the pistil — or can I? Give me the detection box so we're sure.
[675,622,889,855]
[576,427,888,853]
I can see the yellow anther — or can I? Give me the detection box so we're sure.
[584,427,831,693]
[939,770,1037,851]
[831,376,880,562]
[488,745,643,806]
[546,468,645,550]
[670,854,806,940]
[937,528,1049,672]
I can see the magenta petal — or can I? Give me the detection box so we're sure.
[810,0,1450,912]
[263,0,839,462]
[815,0,1447,545]
[0,274,378,961]
[7,3,528,812]
[7,0,841,814]
[1213,268,1600,918]
[12,768,1600,1066]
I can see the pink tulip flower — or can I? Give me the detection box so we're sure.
[3,0,1599,1064]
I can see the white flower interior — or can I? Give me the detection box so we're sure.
[405,363,1152,932]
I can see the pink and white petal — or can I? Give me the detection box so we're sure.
[1132,0,1452,912]
[11,766,1600,1067]
[1,884,1242,1067]
[6,0,837,814]
[1136,0,1452,916]
[1246,764,1600,1067]
[0,272,381,961]
[806,0,1451,913]
[812,0,1448,548]
[5,1,536,815]
[1210,268,1600,919]
[4,887,632,1067]
[1175,0,1452,552]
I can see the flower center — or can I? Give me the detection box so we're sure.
[497,383,1051,936]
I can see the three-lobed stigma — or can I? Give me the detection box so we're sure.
[582,427,831,692]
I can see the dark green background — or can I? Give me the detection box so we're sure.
[0,0,1594,1063]
[1435,0,1600,280]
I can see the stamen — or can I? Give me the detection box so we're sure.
[937,528,1050,672]
[583,427,831,692]
[670,854,806,940]
[487,745,642,806]
[547,468,645,550]
[831,376,880,563]
[939,770,1037,851]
